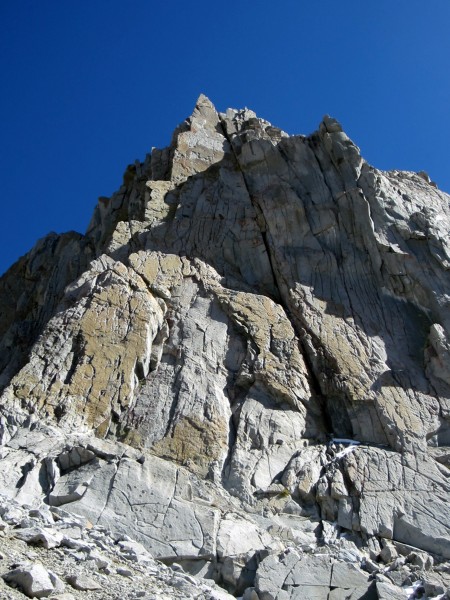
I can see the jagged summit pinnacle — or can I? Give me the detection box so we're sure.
[193,92,217,112]
[0,98,449,598]
[320,114,343,133]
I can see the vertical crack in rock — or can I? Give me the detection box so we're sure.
[217,113,326,418]
[218,111,355,446]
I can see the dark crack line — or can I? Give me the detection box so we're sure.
[217,116,280,303]
[95,462,119,524]
[218,115,330,434]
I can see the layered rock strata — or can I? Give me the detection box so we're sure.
[1,95,449,598]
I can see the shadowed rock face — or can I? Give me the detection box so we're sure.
[1,95,449,596]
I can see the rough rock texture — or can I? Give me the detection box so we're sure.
[0,494,235,599]
[1,95,450,598]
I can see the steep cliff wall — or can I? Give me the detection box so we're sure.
[1,96,449,598]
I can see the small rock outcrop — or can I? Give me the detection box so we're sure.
[1,95,449,599]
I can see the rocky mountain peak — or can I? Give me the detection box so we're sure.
[1,98,449,599]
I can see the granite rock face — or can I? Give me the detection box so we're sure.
[1,95,449,597]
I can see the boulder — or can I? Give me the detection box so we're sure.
[2,563,58,598]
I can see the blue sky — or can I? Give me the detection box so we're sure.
[1,0,449,275]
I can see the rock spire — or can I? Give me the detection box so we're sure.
[1,96,449,598]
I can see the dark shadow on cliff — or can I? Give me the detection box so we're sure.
[0,232,95,394]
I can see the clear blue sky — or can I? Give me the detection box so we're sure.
[1,0,449,275]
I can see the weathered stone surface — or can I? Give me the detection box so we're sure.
[66,573,101,590]
[329,588,376,600]
[1,255,166,436]
[0,96,449,596]
[330,562,369,588]
[2,563,56,598]
[254,550,375,600]
[0,232,94,395]
[0,492,239,600]
[375,581,409,600]
[14,526,63,549]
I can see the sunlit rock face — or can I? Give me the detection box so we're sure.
[1,95,449,597]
